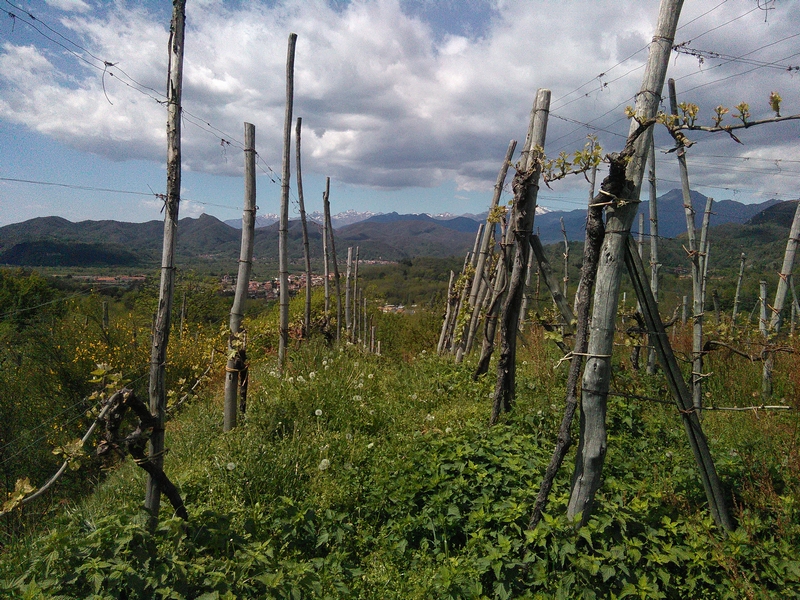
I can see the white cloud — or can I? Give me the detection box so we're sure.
[1,0,799,205]
[44,0,91,13]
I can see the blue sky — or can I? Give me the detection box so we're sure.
[1,0,799,226]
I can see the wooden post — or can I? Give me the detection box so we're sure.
[295,117,312,339]
[278,33,297,373]
[454,224,484,359]
[322,209,331,326]
[568,0,682,524]
[731,252,746,336]
[761,280,774,401]
[647,139,659,373]
[179,290,186,340]
[323,178,342,343]
[345,247,353,339]
[769,200,800,332]
[671,76,711,412]
[145,0,186,525]
[474,215,513,377]
[464,141,517,354]
[438,271,456,354]
[518,242,535,331]
[490,88,550,424]
[224,122,256,432]
[529,234,575,329]
[682,295,688,326]
[354,246,360,339]
[102,301,109,332]
[624,236,734,531]
[561,217,570,298]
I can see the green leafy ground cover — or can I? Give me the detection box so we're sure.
[1,272,799,598]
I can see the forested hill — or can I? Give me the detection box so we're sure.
[0,192,790,269]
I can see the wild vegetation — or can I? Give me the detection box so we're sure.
[0,267,799,598]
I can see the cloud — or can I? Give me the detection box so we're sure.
[44,0,91,13]
[1,0,799,206]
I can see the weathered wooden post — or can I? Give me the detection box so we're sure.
[464,141,517,355]
[145,0,185,526]
[438,271,456,354]
[490,88,550,424]
[568,0,682,524]
[224,122,256,432]
[760,280,773,400]
[345,247,353,339]
[646,139,659,373]
[295,117,312,339]
[769,200,800,332]
[731,252,746,336]
[322,212,331,326]
[278,33,297,372]
[323,178,342,342]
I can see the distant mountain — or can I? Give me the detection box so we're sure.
[533,190,780,244]
[225,210,380,230]
[0,192,792,269]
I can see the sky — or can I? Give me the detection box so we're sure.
[0,0,799,226]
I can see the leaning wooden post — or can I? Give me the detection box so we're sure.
[145,0,185,525]
[224,122,256,432]
[278,33,297,373]
[454,225,484,359]
[475,206,516,376]
[323,178,342,343]
[568,0,682,524]
[670,76,709,413]
[769,200,800,332]
[438,270,456,354]
[624,236,734,531]
[490,88,550,424]
[646,138,659,373]
[462,141,517,357]
[295,117,312,339]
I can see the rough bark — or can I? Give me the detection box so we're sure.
[145,0,185,526]
[567,0,682,524]
[224,123,256,431]
[278,33,298,372]
[295,117,312,339]
[490,89,550,424]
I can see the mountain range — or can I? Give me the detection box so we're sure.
[0,190,792,270]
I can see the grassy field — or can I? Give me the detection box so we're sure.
[1,275,799,598]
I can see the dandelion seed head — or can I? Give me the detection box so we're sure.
[315,409,323,417]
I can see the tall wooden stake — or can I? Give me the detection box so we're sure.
[224,122,256,432]
[295,117,312,339]
[769,200,800,332]
[490,88,550,424]
[647,138,659,373]
[145,0,186,525]
[568,0,682,523]
[278,33,297,373]
[323,178,342,343]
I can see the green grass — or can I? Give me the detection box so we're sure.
[2,307,800,598]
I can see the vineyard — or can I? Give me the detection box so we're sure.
[0,271,798,597]
[2,0,800,597]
